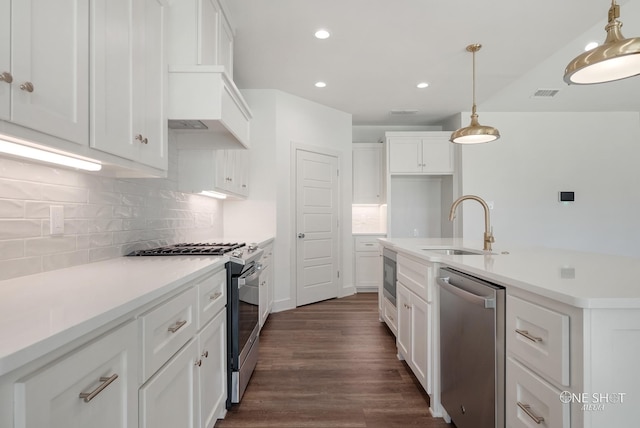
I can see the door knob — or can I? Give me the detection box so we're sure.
[297,233,305,238]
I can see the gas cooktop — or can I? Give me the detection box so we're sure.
[127,242,246,256]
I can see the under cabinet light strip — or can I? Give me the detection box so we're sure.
[0,137,102,171]
[199,190,227,199]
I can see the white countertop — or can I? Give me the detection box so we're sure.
[0,256,226,377]
[380,238,640,309]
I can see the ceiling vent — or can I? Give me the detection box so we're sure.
[390,109,419,115]
[531,88,560,98]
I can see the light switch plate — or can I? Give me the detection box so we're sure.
[50,205,64,235]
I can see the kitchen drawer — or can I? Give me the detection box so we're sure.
[397,254,432,302]
[140,287,197,381]
[355,236,382,252]
[14,321,139,428]
[507,295,570,386]
[197,268,226,330]
[382,296,397,336]
[506,357,570,428]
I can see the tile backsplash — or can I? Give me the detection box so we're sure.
[0,143,223,281]
[352,204,387,234]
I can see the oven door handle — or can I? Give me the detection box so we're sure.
[239,263,262,285]
[437,276,495,309]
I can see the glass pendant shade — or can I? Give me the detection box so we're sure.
[564,1,640,84]
[450,44,500,145]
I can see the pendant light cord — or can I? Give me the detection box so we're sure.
[471,48,477,115]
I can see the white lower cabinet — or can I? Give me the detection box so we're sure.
[196,309,227,428]
[140,267,228,428]
[140,339,198,428]
[14,321,139,428]
[259,242,274,329]
[397,282,430,393]
[354,235,384,292]
[506,357,570,428]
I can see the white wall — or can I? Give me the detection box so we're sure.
[459,111,640,257]
[0,136,224,281]
[232,89,353,312]
[353,125,442,143]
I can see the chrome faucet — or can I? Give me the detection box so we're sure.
[449,195,495,251]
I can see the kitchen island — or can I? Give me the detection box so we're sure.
[380,237,640,428]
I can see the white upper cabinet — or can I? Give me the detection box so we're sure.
[0,0,9,121]
[6,0,89,145]
[353,143,385,204]
[90,0,168,170]
[387,132,454,174]
[178,148,250,199]
[167,0,252,149]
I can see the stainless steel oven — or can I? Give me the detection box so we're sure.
[382,247,397,306]
[227,256,262,407]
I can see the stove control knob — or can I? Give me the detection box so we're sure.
[247,243,258,252]
[231,250,243,258]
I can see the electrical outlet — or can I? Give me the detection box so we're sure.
[50,205,64,235]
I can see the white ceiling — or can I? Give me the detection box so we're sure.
[225,0,640,126]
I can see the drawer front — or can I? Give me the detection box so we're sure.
[355,236,382,252]
[197,268,226,330]
[141,287,197,381]
[382,296,397,336]
[397,254,432,302]
[507,357,570,428]
[15,321,139,428]
[507,295,570,386]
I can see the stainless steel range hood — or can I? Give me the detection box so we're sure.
[166,0,252,149]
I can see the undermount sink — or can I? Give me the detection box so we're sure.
[422,248,487,256]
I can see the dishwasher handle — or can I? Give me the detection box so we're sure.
[437,276,496,309]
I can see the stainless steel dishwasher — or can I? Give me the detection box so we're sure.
[437,267,505,428]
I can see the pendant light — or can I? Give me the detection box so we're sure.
[564,1,640,84]
[450,44,500,144]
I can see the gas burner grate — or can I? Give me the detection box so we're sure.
[127,242,246,256]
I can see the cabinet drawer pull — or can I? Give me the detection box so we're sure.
[0,71,12,83]
[517,402,545,424]
[515,329,543,343]
[79,374,118,403]
[209,291,222,301]
[168,319,187,333]
[19,81,34,92]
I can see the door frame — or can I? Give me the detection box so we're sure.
[290,142,343,307]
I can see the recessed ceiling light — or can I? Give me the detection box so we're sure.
[416,82,429,89]
[315,29,330,39]
[315,81,327,88]
[584,41,599,51]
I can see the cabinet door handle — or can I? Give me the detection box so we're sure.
[19,81,34,92]
[298,233,305,239]
[209,291,222,301]
[79,374,118,403]
[134,134,148,144]
[515,329,543,343]
[202,350,209,358]
[0,71,12,83]
[517,402,545,424]
[195,359,202,367]
[168,319,187,333]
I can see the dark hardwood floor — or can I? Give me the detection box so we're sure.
[215,293,450,428]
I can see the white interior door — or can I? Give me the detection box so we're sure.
[295,148,340,307]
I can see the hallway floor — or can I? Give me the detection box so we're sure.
[215,293,450,427]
